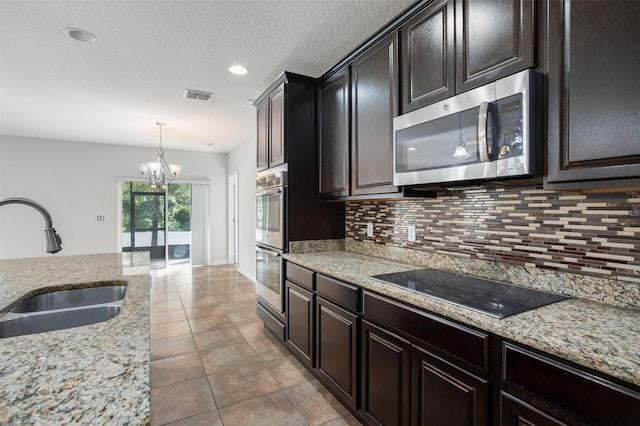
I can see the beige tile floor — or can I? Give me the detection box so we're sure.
[149,264,363,426]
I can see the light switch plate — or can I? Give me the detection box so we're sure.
[408,224,416,242]
[367,222,374,237]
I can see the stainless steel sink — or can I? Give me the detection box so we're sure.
[0,304,122,338]
[0,284,127,338]
[11,285,126,313]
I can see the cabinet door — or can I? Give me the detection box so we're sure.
[256,98,269,171]
[502,343,640,425]
[285,281,314,367]
[316,297,359,410]
[455,0,534,93]
[318,68,350,197]
[400,0,455,113]
[351,33,399,196]
[269,84,285,167]
[501,393,567,426]
[361,320,411,426]
[545,0,640,190]
[412,345,489,426]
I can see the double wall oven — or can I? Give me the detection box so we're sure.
[255,169,286,313]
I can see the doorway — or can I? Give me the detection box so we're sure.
[228,172,239,265]
[121,181,192,269]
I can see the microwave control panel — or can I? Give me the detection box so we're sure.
[496,94,524,160]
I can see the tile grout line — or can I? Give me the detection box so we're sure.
[150,266,358,426]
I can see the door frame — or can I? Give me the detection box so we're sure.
[228,172,239,265]
[117,177,211,266]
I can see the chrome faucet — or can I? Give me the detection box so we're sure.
[0,197,62,253]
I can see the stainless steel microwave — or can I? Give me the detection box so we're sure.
[393,70,541,187]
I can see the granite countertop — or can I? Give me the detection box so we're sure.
[0,253,151,425]
[284,250,640,387]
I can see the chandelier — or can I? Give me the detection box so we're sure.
[137,122,182,188]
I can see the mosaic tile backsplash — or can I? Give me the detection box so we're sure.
[346,186,640,284]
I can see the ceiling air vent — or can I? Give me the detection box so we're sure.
[184,89,213,101]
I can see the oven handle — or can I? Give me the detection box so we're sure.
[256,187,284,197]
[256,245,282,257]
[478,101,491,162]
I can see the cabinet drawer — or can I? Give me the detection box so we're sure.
[503,343,640,425]
[286,262,315,291]
[363,291,489,373]
[316,274,360,313]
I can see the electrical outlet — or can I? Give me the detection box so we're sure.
[97,215,105,222]
[366,222,374,237]
[408,224,416,242]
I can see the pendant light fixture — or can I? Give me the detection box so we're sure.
[137,122,182,188]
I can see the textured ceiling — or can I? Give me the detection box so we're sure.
[0,0,415,153]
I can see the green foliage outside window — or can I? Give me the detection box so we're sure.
[121,182,191,232]
[168,184,191,231]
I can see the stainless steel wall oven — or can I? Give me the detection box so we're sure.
[255,169,287,313]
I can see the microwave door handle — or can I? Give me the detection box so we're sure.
[478,101,490,162]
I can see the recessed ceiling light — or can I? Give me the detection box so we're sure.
[228,65,248,75]
[64,27,97,43]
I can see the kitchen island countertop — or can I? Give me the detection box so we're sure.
[0,253,150,425]
[284,250,640,388]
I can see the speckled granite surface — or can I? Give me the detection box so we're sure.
[283,250,640,387]
[0,253,151,425]
[289,239,345,254]
[347,239,640,310]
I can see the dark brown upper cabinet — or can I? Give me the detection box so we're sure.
[350,32,399,196]
[400,0,534,114]
[544,0,640,191]
[255,72,345,241]
[268,85,285,167]
[318,69,350,198]
[319,33,401,200]
[255,83,285,170]
[256,98,269,171]
[455,0,535,93]
[400,0,455,112]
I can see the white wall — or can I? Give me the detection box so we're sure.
[227,135,256,280]
[0,135,228,262]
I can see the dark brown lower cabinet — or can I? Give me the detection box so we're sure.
[279,264,640,426]
[412,345,489,426]
[501,393,567,426]
[361,320,411,426]
[501,343,640,426]
[285,281,314,367]
[316,296,359,410]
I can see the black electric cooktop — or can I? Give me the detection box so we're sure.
[371,268,569,318]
